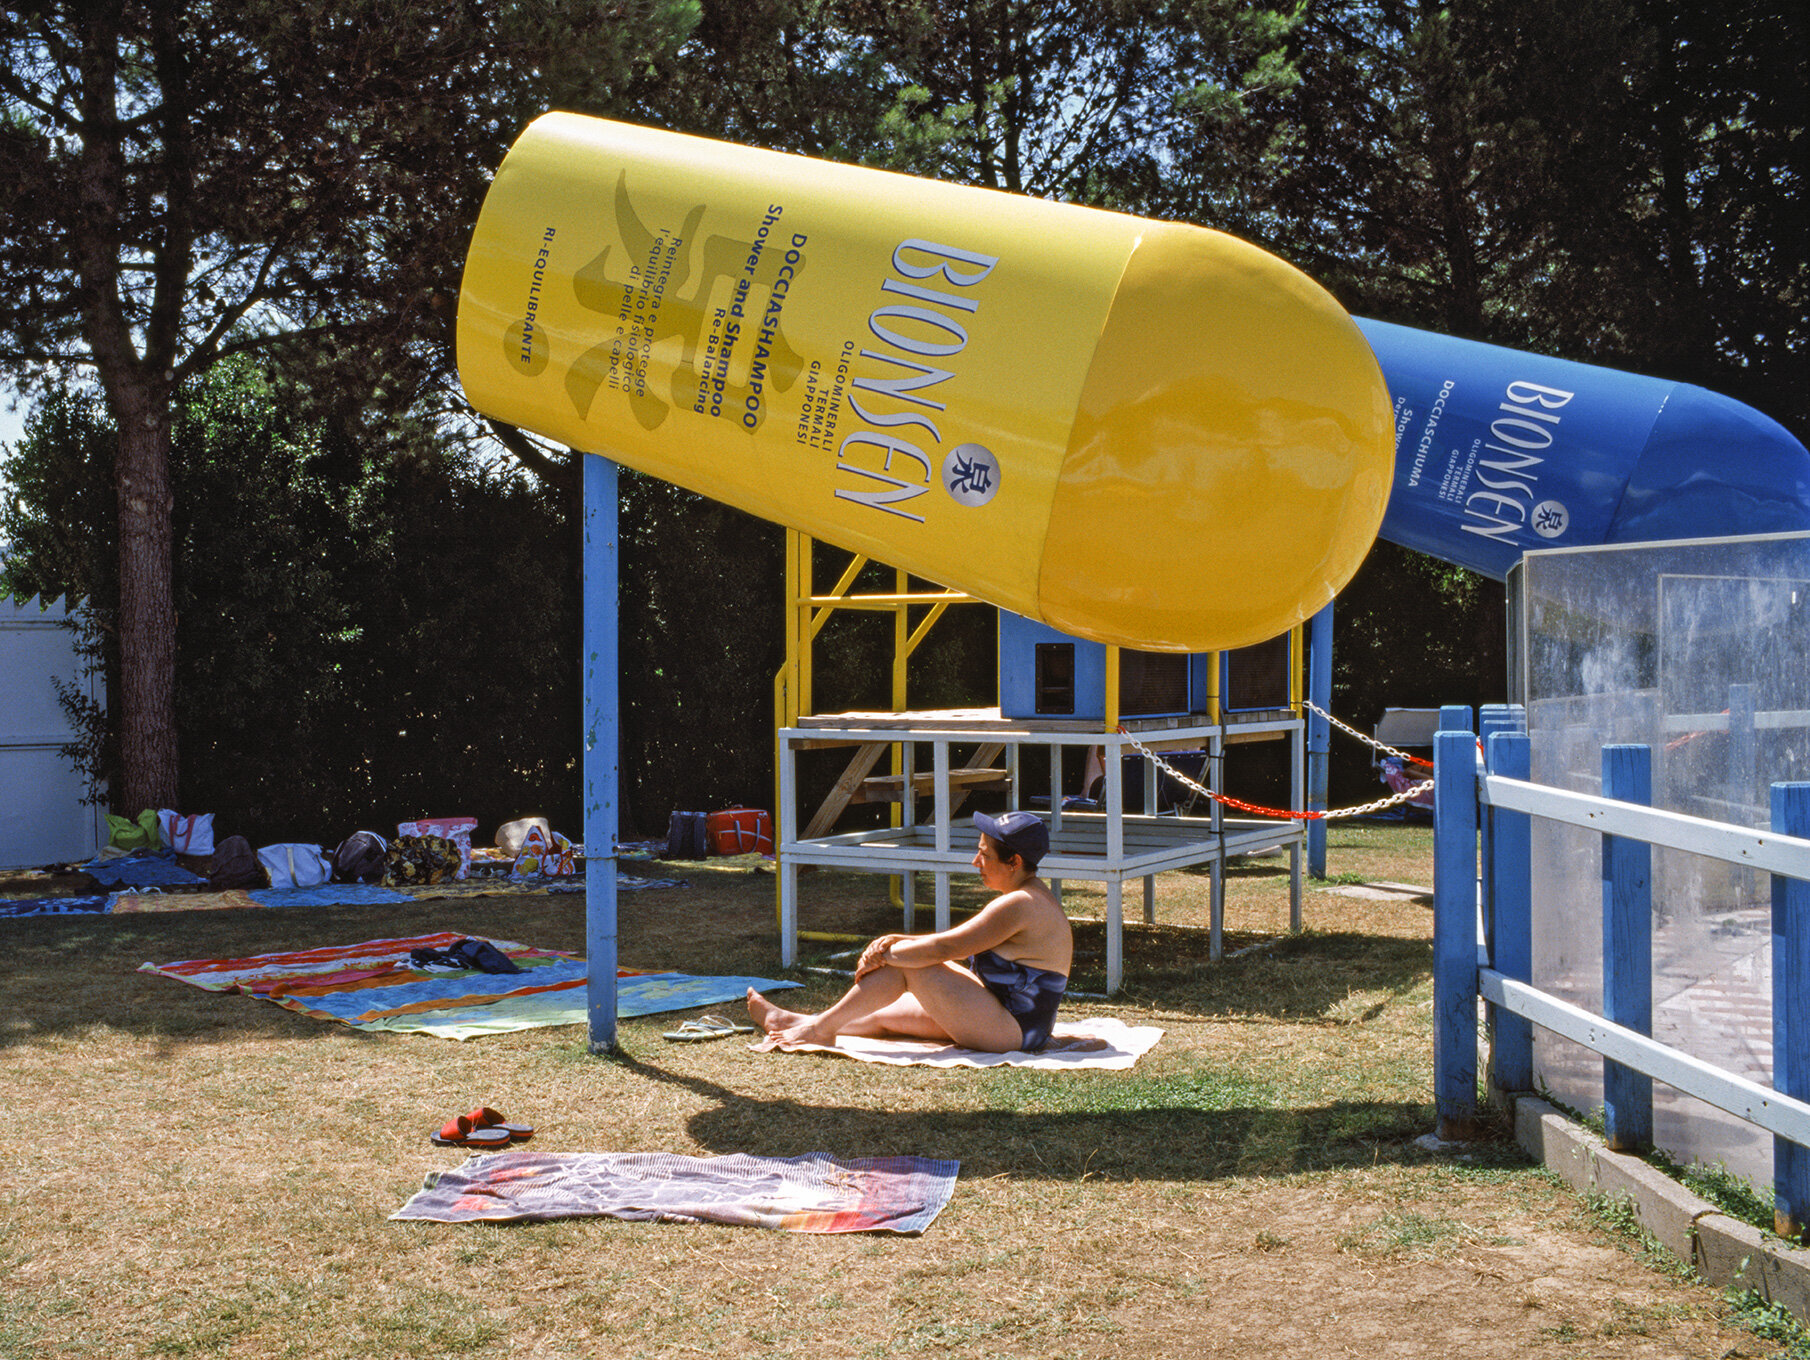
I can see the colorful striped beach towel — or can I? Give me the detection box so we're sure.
[392,1150,958,1233]
[139,933,801,1037]
[140,931,593,1021]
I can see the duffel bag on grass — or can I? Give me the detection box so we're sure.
[258,843,332,889]
[156,809,215,856]
[105,809,161,854]
[511,825,577,878]
[665,810,708,860]
[209,835,259,888]
[383,835,464,886]
[396,817,475,879]
[706,806,773,857]
[332,831,389,883]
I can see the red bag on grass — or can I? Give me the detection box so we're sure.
[706,806,773,857]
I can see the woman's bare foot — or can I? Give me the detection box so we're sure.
[746,987,809,1035]
[771,1017,835,1047]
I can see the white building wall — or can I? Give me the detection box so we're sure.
[0,595,104,868]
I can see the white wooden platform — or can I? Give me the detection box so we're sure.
[778,708,1305,992]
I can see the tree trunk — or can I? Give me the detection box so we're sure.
[113,385,179,813]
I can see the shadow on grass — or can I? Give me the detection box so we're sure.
[0,893,1433,1047]
[606,1049,1476,1183]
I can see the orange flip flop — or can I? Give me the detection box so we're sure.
[429,1113,513,1148]
[466,1106,534,1142]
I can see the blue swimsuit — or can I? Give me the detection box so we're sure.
[969,949,1068,1052]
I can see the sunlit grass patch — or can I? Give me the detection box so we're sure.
[1336,1209,1501,1259]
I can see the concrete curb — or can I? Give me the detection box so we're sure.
[1514,1094,1810,1320]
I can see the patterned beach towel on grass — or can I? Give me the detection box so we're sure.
[391,1150,958,1235]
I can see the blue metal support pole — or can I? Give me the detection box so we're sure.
[1772,782,1810,1241]
[583,455,621,1053]
[1486,728,1533,1096]
[1306,602,1333,878]
[1601,743,1653,1151]
[1433,722,1479,1140]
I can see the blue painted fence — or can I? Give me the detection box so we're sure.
[1434,705,1810,1239]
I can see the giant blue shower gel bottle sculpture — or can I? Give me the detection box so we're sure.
[1361,317,1810,580]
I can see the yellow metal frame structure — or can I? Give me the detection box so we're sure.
[772,529,976,735]
[772,526,1308,954]
[773,529,987,939]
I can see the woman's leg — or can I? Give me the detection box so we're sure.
[750,963,1022,1052]
[747,966,907,1044]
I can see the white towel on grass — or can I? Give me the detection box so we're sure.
[751,1015,1162,1070]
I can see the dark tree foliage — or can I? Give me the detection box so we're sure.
[1223,0,1806,430]
[836,0,1299,201]
[641,0,902,158]
[0,0,696,812]
[1489,0,1808,430]
[0,362,583,844]
[3,0,1801,837]
[616,473,784,833]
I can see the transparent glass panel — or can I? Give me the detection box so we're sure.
[1521,531,1810,1188]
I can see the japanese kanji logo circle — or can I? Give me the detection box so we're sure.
[1531,500,1570,539]
[942,444,1000,507]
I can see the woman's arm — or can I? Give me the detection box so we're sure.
[876,895,1030,970]
[853,932,908,978]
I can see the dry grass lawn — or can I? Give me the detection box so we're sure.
[0,822,1791,1358]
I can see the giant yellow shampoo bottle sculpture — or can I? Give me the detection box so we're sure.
[458,114,1393,651]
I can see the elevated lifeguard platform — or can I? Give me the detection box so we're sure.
[777,703,1304,993]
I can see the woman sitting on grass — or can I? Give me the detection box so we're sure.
[747,810,1072,1053]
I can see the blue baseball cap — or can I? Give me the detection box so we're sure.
[972,810,1050,865]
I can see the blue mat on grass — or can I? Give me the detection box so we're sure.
[248,883,413,908]
[356,971,804,1039]
[0,895,111,919]
[82,853,206,889]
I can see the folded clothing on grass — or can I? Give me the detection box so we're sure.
[392,1150,957,1234]
[81,853,206,889]
[752,1015,1164,1070]
[139,932,801,1038]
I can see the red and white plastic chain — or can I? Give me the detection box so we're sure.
[1298,699,1433,768]
[1113,705,1435,822]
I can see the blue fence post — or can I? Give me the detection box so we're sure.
[1486,726,1533,1097]
[583,455,621,1054]
[1772,782,1810,1241]
[1601,743,1653,1151]
[1478,707,1519,939]
[1306,603,1333,878]
[1433,722,1479,1140]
